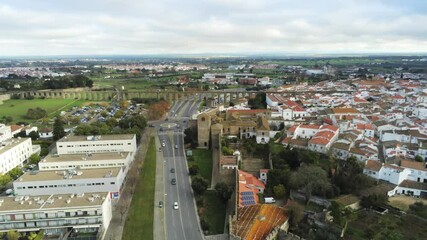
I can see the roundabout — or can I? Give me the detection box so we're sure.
[160,122,178,129]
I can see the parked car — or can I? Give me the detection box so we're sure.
[159,201,163,208]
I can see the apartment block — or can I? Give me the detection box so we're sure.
[0,192,112,236]
[13,167,125,196]
[0,137,32,174]
[56,134,137,156]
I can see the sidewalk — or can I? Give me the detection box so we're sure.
[153,136,166,240]
[103,129,152,240]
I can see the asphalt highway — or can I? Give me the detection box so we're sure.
[157,98,203,240]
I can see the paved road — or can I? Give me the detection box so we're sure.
[154,98,203,240]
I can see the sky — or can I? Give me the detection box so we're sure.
[1,0,427,56]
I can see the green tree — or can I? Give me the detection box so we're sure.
[8,167,24,179]
[114,109,125,118]
[360,194,388,209]
[248,92,267,109]
[106,118,118,128]
[191,176,208,195]
[215,182,233,202]
[290,165,331,204]
[287,202,304,228]
[0,174,12,186]
[189,165,199,176]
[4,116,13,124]
[6,230,20,240]
[118,115,147,130]
[28,154,41,165]
[415,155,424,162]
[273,184,286,199]
[28,131,39,141]
[53,116,66,141]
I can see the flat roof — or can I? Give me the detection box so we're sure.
[57,134,135,142]
[0,192,109,212]
[16,167,122,182]
[42,152,130,163]
[0,137,31,155]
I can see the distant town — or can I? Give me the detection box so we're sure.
[0,55,426,240]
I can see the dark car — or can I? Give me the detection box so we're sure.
[170,168,175,173]
[159,201,163,208]
[171,178,176,185]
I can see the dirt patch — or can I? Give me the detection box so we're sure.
[241,157,265,175]
[82,101,110,106]
[389,195,427,211]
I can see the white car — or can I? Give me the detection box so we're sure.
[173,202,179,210]
[162,142,165,147]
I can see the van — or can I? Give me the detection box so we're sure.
[264,197,276,203]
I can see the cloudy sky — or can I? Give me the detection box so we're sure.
[1,0,427,56]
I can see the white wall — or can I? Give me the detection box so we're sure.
[14,168,125,196]
[380,167,410,185]
[0,138,32,174]
[57,136,137,155]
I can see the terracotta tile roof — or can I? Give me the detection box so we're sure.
[357,124,375,130]
[231,205,288,240]
[364,160,382,171]
[398,180,427,191]
[331,108,359,114]
[299,124,321,129]
[287,125,298,133]
[383,163,404,171]
[220,155,237,166]
[401,159,427,171]
[10,124,23,133]
[320,125,339,132]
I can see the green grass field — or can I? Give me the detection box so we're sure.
[0,99,84,123]
[200,190,226,235]
[122,137,156,240]
[190,149,213,185]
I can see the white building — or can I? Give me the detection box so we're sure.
[0,192,112,237]
[39,152,132,172]
[401,160,427,183]
[0,124,12,143]
[56,134,137,156]
[13,167,126,196]
[0,138,33,174]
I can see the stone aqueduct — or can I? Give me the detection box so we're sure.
[10,89,354,102]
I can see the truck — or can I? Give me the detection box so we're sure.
[264,197,276,204]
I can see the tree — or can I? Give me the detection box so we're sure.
[118,115,147,130]
[8,167,24,179]
[248,92,267,109]
[28,131,39,141]
[0,174,12,187]
[53,116,66,141]
[290,165,331,204]
[25,107,47,119]
[215,182,233,202]
[28,154,41,165]
[287,202,304,228]
[191,176,208,195]
[6,230,20,240]
[360,194,388,209]
[4,116,13,124]
[106,118,118,128]
[189,165,199,176]
[114,109,125,118]
[415,155,424,162]
[273,184,286,199]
